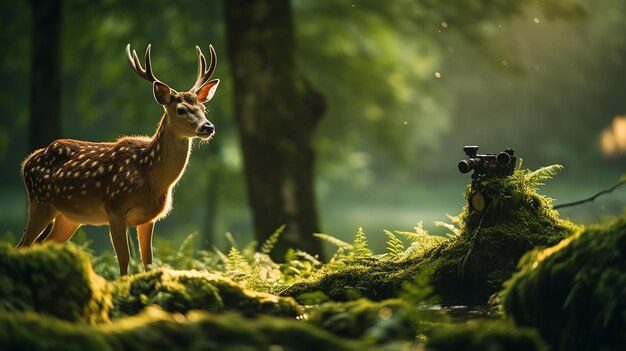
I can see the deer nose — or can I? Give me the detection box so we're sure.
[199,123,214,134]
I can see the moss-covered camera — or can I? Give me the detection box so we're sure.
[458,146,516,177]
[458,146,517,212]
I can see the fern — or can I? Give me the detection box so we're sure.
[226,246,248,272]
[397,222,449,256]
[433,221,460,237]
[225,232,238,249]
[295,249,321,266]
[352,227,373,258]
[525,164,563,187]
[261,225,285,255]
[313,233,353,249]
[384,230,405,260]
[396,221,429,242]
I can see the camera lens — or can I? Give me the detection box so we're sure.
[496,152,511,166]
[458,160,472,173]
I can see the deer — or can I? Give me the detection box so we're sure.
[16,44,220,276]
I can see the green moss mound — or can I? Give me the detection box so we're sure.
[0,243,111,323]
[425,321,548,351]
[307,298,416,342]
[502,214,626,351]
[0,307,363,351]
[0,311,112,351]
[111,268,302,318]
[286,167,579,304]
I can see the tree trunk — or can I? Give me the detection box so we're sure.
[29,0,62,152]
[224,0,325,260]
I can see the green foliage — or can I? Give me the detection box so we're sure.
[0,311,112,351]
[0,306,364,351]
[111,268,301,319]
[285,167,579,304]
[307,298,415,343]
[260,224,285,255]
[314,233,353,250]
[525,164,564,187]
[352,227,373,259]
[384,230,404,260]
[425,320,548,351]
[502,214,626,351]
[396,222,451,257]
[0,243,111,323]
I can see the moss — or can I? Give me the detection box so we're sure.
[0,243,111,323]
[111,268,302,318]
[307,298,417,342]
[0,311,112,351]
[425,320,548,351]
[0,307,364,351]
[502,215,626,351]
[285,168,579,304]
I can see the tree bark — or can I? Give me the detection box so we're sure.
[29,0,62,152]
[224,0,325,260]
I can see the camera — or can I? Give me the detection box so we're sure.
[458,146,516,177]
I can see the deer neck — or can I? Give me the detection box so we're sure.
[145,112,191,191]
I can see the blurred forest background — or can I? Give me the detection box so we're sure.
[0,0,624,256]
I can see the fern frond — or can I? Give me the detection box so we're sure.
[295,250,321,266]
[396,221,429,242]
[353,227,372,258]
[213,246,228,264]
[226,246,248,272]
[225,231,239,249]
[434,221,460,237]
[261,224,285,255]
[177,232,197,255]
[525,164,563,186]
[397,222,449,257]
[313,233,353,249]
[384,230,405,260]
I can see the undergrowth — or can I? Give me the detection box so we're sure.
[1,165,613,351]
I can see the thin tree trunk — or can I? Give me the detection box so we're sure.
[29,0,62,152]
[224,0,325,260]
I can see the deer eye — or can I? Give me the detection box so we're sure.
[176,108,186,116]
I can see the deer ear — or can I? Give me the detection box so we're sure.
[197,79,220,103]
[153,81,172,105]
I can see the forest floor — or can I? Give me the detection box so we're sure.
[1,167,625,350]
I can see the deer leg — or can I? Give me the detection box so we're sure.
[44,214,81,244]
[108,215,130,276]
[137,222,155,271]
[17,204,57,247]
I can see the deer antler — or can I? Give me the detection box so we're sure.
[190,44,217,94]
[126,44,160,84]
